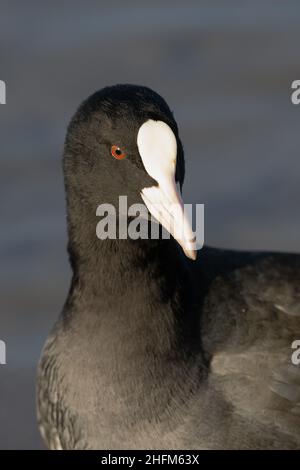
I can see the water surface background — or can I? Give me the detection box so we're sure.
[0,0,300,449]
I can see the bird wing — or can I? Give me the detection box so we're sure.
[37,329,87,450]
[200,251,300,445]
[37,334,64,450]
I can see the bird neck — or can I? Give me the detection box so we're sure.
[64,198,202,361]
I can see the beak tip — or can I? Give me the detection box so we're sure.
[184,249,197,261]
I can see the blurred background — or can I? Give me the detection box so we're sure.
[0,0,300,449]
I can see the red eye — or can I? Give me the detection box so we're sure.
[111,145,126,160]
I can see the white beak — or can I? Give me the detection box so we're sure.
[137,120,197,260]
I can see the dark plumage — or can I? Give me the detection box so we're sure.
[37,84,300,449]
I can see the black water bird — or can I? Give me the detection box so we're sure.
[37,84,300,449]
